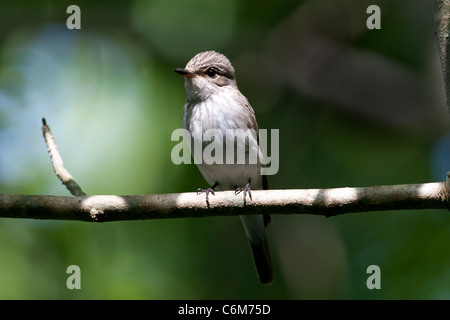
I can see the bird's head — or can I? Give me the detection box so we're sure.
[174,51,237,101]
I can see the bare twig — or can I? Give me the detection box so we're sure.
[432,0,450,113]
[42,118,86,196]
[0,178,448,222]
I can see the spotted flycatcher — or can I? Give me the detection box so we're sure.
[174,51,273,284]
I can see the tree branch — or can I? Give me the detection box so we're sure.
[0,178,448,222]
[42,118,86,196]
[432,0,450,113]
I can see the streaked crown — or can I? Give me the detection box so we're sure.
[186,51,235,80]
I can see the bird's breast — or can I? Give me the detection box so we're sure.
[182,89,263,190]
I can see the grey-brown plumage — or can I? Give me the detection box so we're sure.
[174,51,273,284]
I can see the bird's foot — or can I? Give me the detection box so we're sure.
[197,184,217,207]
[235,182,252,206]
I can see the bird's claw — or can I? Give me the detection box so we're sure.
[235,183,252,206]
[197,187,216,207]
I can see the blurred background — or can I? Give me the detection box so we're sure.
[0,0,449,299]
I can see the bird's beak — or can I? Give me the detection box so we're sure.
[174,68,195,78]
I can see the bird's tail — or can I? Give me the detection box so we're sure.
[240,215,273,285]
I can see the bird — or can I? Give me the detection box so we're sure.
[174,51,273,284]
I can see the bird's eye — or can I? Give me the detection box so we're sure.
[206,68,217,78]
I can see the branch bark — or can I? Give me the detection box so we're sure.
[0,178,449,222]
[42,118,86,196]
[432,0,450,113]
